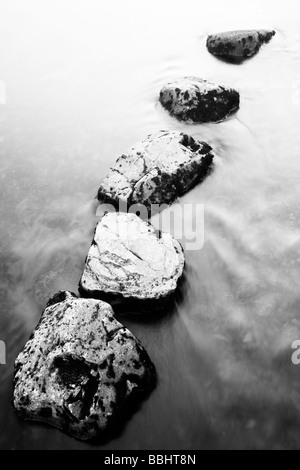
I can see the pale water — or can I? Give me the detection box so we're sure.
[1,0,300,450]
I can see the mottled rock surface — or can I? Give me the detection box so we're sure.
[97,130,214,211]
[207,30,276,63]
[159,77,239,123]
[79,213,185,310]
[13,292,156,441]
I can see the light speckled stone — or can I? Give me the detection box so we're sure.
[13,292,156,441]
[159,77,239,123]
[97,130,214,211]
[79,213,185,311]
[207,30,276,63]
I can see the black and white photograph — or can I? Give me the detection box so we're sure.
[0,0,300,454]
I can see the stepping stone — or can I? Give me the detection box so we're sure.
[13,291,156,441]
[206,30,276,63]
[159,77,239,123]
[97,130,214,211]
[79,213,185,311]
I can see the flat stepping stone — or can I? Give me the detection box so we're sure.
[79,213,185,311]
[97,130,214,211]
[159,77,240,123]
[207,30,276,63]
[13,291,156,441]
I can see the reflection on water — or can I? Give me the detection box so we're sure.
[1,0,300,450]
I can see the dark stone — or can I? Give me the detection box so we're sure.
[159,77,240,123]
[207,30,276,63]
[13,292,156,441]
[97,130,214,211]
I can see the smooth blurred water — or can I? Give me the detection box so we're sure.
[1,0,300,450]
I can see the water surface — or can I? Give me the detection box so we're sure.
[1,0,300,450]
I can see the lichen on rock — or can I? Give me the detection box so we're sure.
[13,292,156,441]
